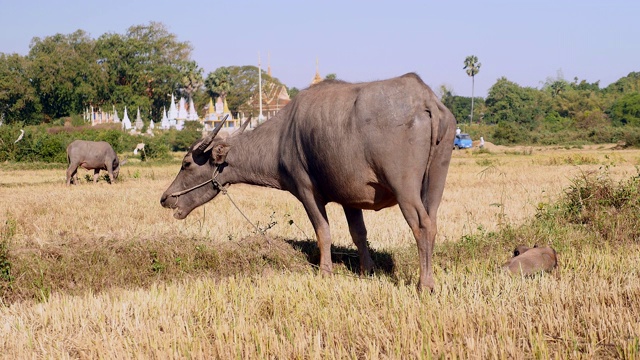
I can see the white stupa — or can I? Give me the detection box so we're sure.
[168,94,178,129]
[187,98,199,121]
[161,106,170,129]
[113,106,120,123]
[122,107,132,130]
[134,107,144,130]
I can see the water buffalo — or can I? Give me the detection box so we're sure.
[503,245,558,276]
[66,140,124,185]
[161,73,456,292]
[513,245,531,257]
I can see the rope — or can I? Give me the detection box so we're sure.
[169,178,213,197]
[221,189,262,234]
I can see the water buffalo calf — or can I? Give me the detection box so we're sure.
[66,140,123,185]
[503,245,557,276]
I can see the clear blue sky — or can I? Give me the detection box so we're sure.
[1,0,638,97]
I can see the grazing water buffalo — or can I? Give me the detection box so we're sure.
[503,245,558,276]
[161,73,456,292]
[66,140,123,185]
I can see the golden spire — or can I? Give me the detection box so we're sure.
[207,98,215,116]
[223,97,231,116]
[267,51,272,77]
[311,57,322,85]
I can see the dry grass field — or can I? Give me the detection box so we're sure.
[1,143,639,358]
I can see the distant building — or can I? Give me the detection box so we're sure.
[203,97,237,131]
[85,105,120,126]
[238,57,296,125]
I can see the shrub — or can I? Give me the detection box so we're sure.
[528,169,640,247]
[492,121,527,145]
[143,137,172,160]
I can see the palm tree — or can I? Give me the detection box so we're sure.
[205,67,233,105]
[463,55,481,124]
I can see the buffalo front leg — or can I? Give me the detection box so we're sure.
[343,206,374,274]
[93,169,100,183]
[106,164,115,184]
[398,198,436,292]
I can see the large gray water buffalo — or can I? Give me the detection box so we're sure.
[66,140,123,185]
[161,73,456,292]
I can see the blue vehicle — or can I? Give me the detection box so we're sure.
[454,133,473,150]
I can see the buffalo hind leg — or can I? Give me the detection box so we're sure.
[397,197,435,292]
[343,206,374,275]
[93,169,100,183]
[66,164,79,186]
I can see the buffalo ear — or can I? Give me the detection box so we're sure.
[210,143,231,164]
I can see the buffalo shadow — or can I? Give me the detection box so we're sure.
[285,239,395,276]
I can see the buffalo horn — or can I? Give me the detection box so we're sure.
[233,115,252,136]
[193,114,229,155]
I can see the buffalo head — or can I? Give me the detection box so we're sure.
[160,115,249,219]
[113,158,126,180]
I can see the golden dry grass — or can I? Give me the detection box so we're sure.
[1,144,639,358]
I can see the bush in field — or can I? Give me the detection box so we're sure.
[0,124,24,161]
[172,121,204,151]
[492,121,527,145]
[142,137,171,160]
[0,123,177,163]
[554,170,640,243]
[621,127,640,148]
[486,168,640,253]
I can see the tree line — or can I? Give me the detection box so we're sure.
[0,22,290,127]
[1,22,639,146]
[445,59,640,145]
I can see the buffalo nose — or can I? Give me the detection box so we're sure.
[160,193,168,206]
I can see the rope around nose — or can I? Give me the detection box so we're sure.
[168,166,262,234]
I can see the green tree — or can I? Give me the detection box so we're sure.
[95,22,193,121]
[485,77,546,128]
[441,93,485,126]
[463,55,481,124]
[604,72,640,94]
[325,73,337,80]
[288,87,300,99]
[0,53,42,124]
[28,30,105,120]
[609,93,640,126]
[210,65,285,116]
[178,60,204,101]
[205,67,233,105]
